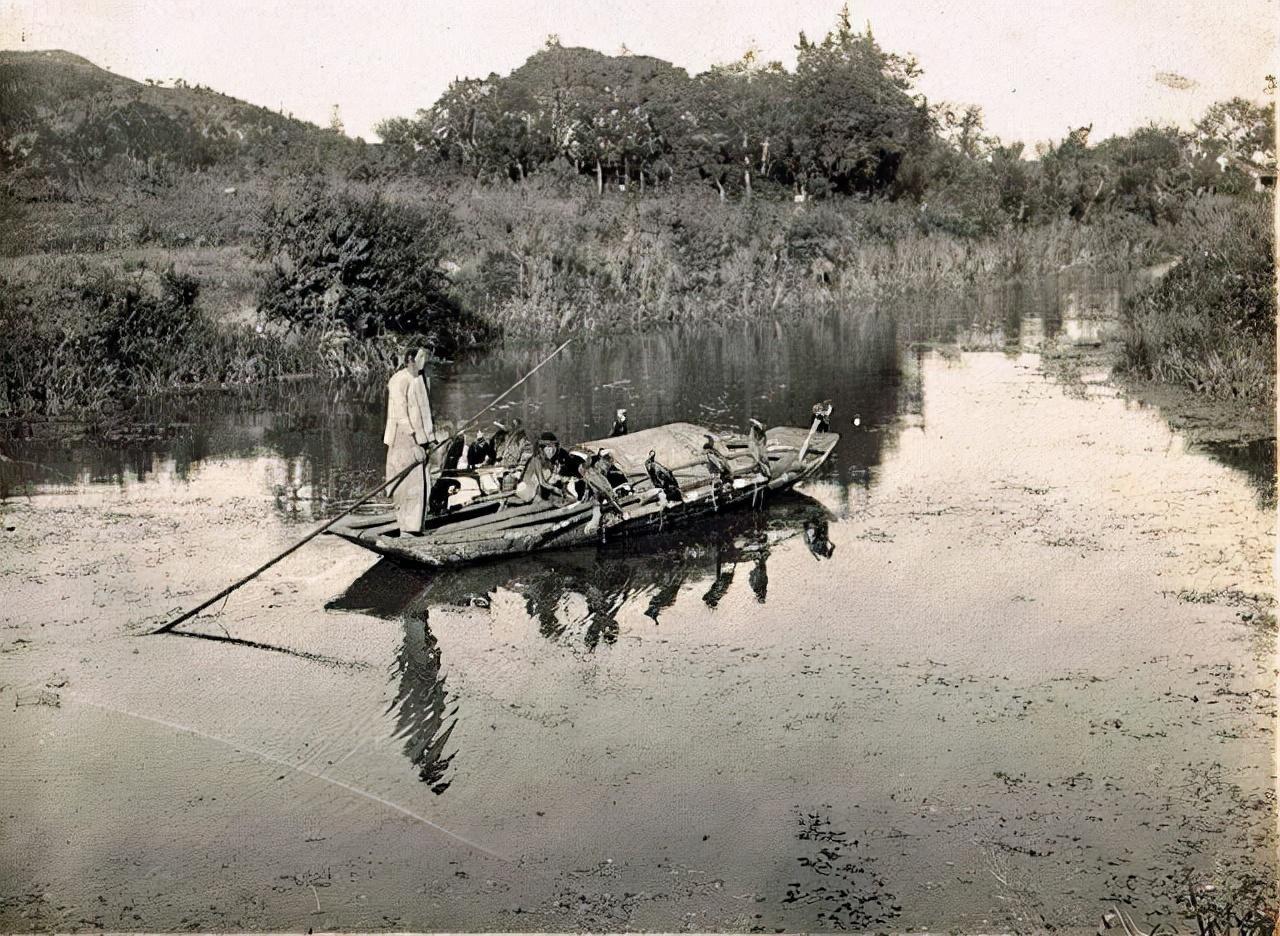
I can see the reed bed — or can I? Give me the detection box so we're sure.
[1118,195,1275,407]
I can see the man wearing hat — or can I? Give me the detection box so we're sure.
[384,347,435,534]
[515,432,578,503]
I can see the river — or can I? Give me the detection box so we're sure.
[0,273,1274,933]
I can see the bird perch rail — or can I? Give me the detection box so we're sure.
[149,336,576,636]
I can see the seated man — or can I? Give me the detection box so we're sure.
[513,432,576,504]
[496,418,535,493]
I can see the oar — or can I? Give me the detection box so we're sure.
[149,337,575,636]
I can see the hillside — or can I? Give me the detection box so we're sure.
[0,50,359,193]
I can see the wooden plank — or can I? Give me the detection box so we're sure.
[358,520,400,540]
[427,499,594,543]
[337,513,397,532]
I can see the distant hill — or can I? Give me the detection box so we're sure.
[0,50,359,188]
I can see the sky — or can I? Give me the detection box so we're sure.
[2,0,1275,146]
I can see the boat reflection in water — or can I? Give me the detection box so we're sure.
[325,491,835,788]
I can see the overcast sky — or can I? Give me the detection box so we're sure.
[2,0,1275,145]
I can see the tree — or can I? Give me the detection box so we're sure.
[788,8,933,197]
[683,49,792,198]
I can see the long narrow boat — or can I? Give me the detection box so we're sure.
[325,421,839,566]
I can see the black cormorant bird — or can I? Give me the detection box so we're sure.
[579,451,627,518]
[441,433,465,472]
[610,408,628,437]
[703,434,734,508]
[468,429,496,466]
[747,418,771,507]
[645,450,684,519]
[810,400,834,433]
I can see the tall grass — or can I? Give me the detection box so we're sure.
[446,187,1171,336]
[1118,195,1275,407]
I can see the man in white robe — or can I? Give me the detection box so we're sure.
[384,348,435,534]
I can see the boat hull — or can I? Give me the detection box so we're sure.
[326,423,839,567]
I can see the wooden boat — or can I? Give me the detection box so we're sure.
[325,421,839,566]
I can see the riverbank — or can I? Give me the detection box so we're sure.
[1046,337,1274,440]
[1116,195,1275,412]
[1,176,1201,420]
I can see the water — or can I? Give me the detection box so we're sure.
[1,273,1274,933]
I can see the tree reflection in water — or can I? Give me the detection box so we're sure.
[326,492,835,789]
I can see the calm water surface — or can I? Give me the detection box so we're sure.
[0,273,1274,933]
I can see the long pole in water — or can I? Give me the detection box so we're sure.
[150,337,576,636]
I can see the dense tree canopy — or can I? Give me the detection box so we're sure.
[377,10,934,199]
[375,8,1275,232]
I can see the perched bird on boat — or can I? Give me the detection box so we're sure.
[810,400,834,433]
[468,428,496,467]
[441,431,465,472]
[610,408,629,437]
[703,434,734,509]
[747,418,771,478]
[703,434,734,484]
[579,450,627,519]
[592,448,632,494]
[645,450,683,506]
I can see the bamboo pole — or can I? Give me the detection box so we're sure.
[150,337,575,635]
[795,417,822,465]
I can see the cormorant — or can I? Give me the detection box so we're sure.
[810,400,834,433]
[592,449,632,494]
[468,429,496,466]
[747,418,771,477]
[610,408,628,437]
[580,449,627,517]
[441,433,465,472]
[703,434,734,508]
[645,450,684,507]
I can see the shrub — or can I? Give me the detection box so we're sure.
[0,262,309,417]
[254,179,489,351]
[1119,195,1275,404]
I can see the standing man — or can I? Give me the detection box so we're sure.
[384,347,435,535]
